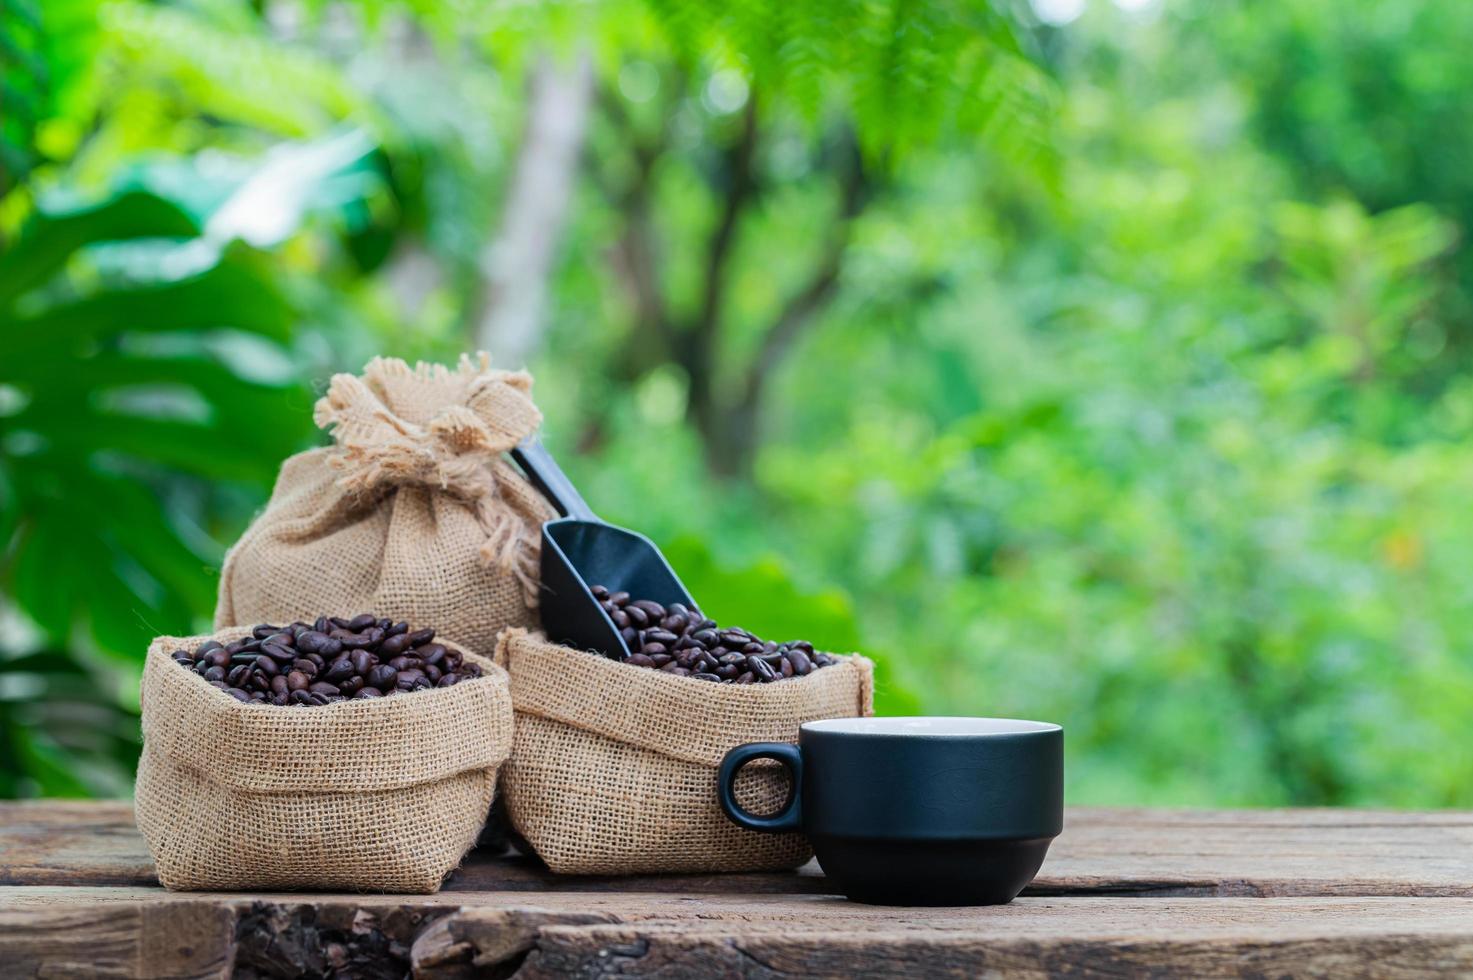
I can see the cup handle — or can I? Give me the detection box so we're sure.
[717,742,803,833]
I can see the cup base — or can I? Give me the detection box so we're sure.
[811,834,1055,906]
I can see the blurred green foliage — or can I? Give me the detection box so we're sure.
[2,0,1471,807]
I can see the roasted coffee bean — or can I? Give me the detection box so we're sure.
[627,653,655,668]
[787,648,813,675]
[295,630,332,654]
[323,658,356,683]
[378,633,411,657]
[170,616,480,706]
[350,649,374,676]
[692,672,722,682]
[748,655,778,681]
[261,642,296,663]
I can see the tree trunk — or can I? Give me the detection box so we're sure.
[473,53,594,367]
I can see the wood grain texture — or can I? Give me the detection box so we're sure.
[7,890,1473,979]
[6,802,1473,897]
[6,802,1473,977]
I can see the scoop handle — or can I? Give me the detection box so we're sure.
[511,437,599,523]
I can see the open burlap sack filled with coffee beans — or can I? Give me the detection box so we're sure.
[135,627,512,892]
[215,354,554,658]
[496,628,874,875]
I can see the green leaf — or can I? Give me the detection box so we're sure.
[0,189,200,308]
[0,258,296,359]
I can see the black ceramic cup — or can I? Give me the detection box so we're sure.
[718,716,1063,906]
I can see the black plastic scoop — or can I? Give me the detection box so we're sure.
[510,437,697,660]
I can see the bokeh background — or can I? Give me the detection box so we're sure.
[3,0,1471,806]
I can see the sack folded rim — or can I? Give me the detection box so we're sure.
[496,627,874,769]
[143,626,513,793]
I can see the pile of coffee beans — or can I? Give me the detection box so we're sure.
[170,615,481,706]
[591,586,838,683]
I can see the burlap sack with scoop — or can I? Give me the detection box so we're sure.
[214,354,554,658]
[135,627,513,892]
[496,628,874,875]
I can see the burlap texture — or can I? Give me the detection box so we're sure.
[496,628,874,875]
[135,627,513,893]
[214,354,555,658]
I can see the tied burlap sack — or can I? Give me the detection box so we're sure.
[214,354,555,658]
[496,628,874,875]
[135,628,513,893]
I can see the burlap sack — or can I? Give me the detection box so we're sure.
[135,627,513,893]
[496,628,874,875]
[214,354,555,658]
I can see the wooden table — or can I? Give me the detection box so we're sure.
[3,803,1472,978]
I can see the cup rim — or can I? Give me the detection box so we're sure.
[801,716,1062,737]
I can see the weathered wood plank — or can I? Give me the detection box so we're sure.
[0,802,153,887]
[6,802,1473,898]
[1032,807,1473,897]
[6,889,1473,979]
[516,924,1473,980]
[0,897,234,980]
